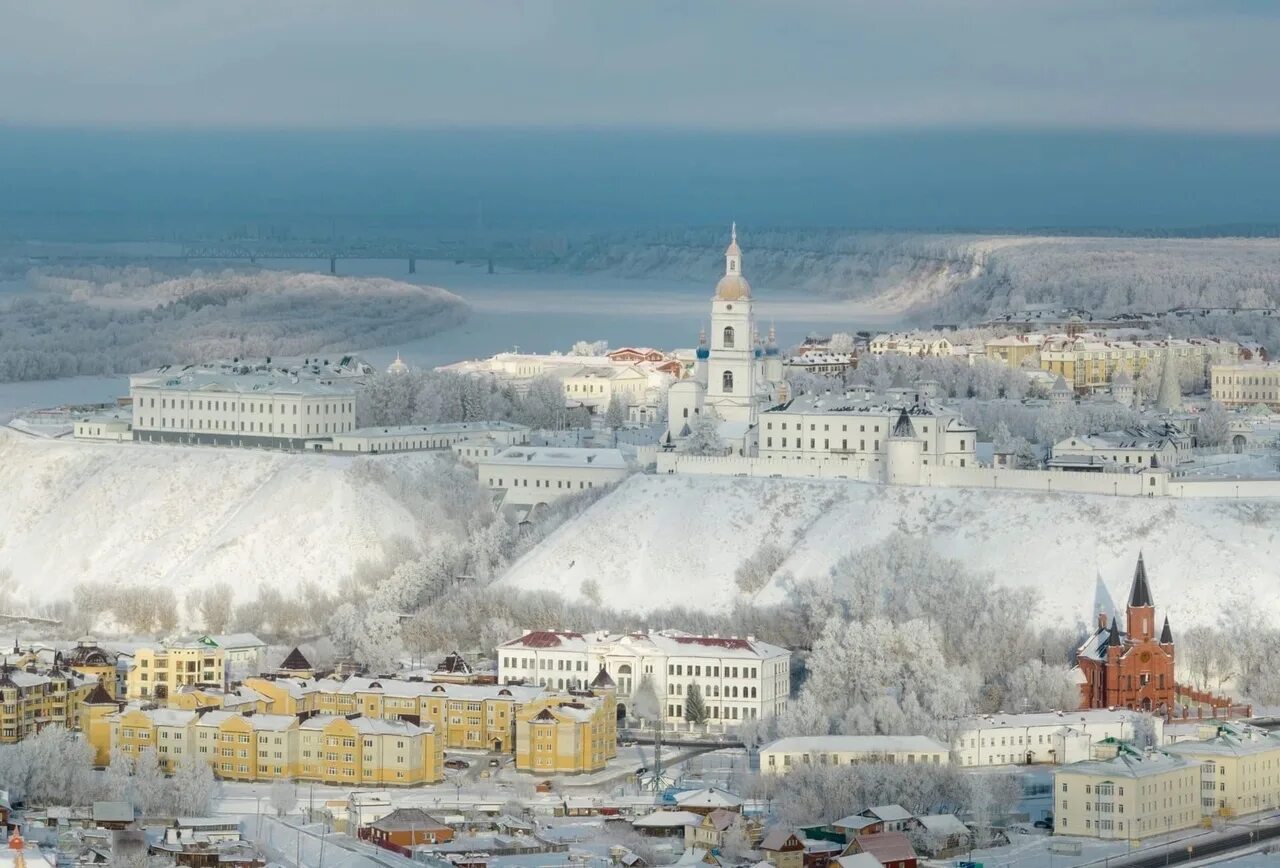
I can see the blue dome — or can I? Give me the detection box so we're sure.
[765,345,780,357]
[696,346,710,360]
[754,346,763,359]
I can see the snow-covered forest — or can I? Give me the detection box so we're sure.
[536,230,1280,325]
[0,265,468,382]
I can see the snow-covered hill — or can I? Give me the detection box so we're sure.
[498,474,1280,629]
[0,430,455,610]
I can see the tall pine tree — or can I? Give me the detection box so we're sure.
[684,683,709,725]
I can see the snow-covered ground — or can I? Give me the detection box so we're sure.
[0,430,454,610]
[499,474,1280,628]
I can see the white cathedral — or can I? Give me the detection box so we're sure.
[666,226,788,453]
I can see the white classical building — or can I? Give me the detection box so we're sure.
[867,333,954,358]
[496,629,790,727]
[756,393,977,480]
[953,709,1161,767]
[666,226,787,453]
[130,373,357,449]
[760,735,950,775]
[326,421,530,454]
[478,447,630,507]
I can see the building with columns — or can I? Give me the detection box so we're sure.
[496,628,790,729]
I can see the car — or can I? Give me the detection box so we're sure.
[1034,818,1054,830]
[635,766,648,776]
[444,759,470,770]
[488,758,501,767]
[620,740,637,748]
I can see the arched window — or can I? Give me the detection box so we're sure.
[723,326,735,348]
[722,370,734,392]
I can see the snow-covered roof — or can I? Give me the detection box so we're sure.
[863,805,913,823]
[1164,723,1280,758]
[482,447,627,469]
[195,711,296,732]
[632,811,702,828]
[133,371,357,397]
[763,735,948,755]
[916,814,968,837]
[834,855,881,868]
[339,675,548,703]
[955,708,1148,731]
[341,421,529,439]
[1060,746,1194,779]
[205,633,266,650]
[299,714,430,736]
[499,628,789,661]
[674,787,743,809]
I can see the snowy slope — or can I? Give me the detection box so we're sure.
[498,475,1280,628]
[0,430,448,610]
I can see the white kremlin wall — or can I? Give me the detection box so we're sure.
[650,451,1280,499]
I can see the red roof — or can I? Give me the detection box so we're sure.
[855,832,916,864]
[507,630,583,648]
[670,636,754,650]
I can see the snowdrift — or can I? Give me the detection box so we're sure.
[0,430,448,609]
[498,474,1280,628]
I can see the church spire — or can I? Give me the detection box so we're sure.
[725,222,741,276]
[1128,552,1154,608]
[1160,615,1174,645]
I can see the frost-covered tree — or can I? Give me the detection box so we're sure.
[171,752,216,817]
[519,375,567,430]
[684,683,709,725]
[828,333,857,353]
[682,414,725,456]
[190,582,234,633]
[0,726,97,807]
[734,543,786,594]
[604,393,627,430]
[1197,401,1231,447]
[570,339,609,356]
[1000,660,1081,713]
[631,675,662,723]
[131,749,169,816]
[269,779,298,816]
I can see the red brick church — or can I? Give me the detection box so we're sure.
[1073,554,1175,712]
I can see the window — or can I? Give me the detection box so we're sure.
[722,370,734,392]
[723,326,735,348]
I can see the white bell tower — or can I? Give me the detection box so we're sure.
[704,224,757,425]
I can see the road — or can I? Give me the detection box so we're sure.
[1095,820,1280,868]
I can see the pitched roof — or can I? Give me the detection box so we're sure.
[278,647,313,671]
[1129,554,1154,607]
[759,829,803,851]
[368,808,450,832]
[863,805,912,823]
[854,832,916,864]
[590,667,616,689]
[890,409,915,439]
[434,651,472,675]
[84,679,116,705]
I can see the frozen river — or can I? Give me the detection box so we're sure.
[0,258,903,418]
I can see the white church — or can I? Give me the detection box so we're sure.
[666,225,788,453]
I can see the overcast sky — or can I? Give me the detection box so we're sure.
[1,1,1278,131]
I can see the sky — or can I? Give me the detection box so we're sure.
[2,1,1280,131]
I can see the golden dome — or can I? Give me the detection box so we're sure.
[715,274,751,301]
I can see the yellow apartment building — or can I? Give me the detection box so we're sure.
[515,694,616,775]
[1166,723,1280,818]
[1039,336,1238,391]
[100,706,441,786]
[297,714,442,786]
[1054,742,1201,840]
[127,641,225,700]
[0,665,95,744]
[1210,362,1280,411]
